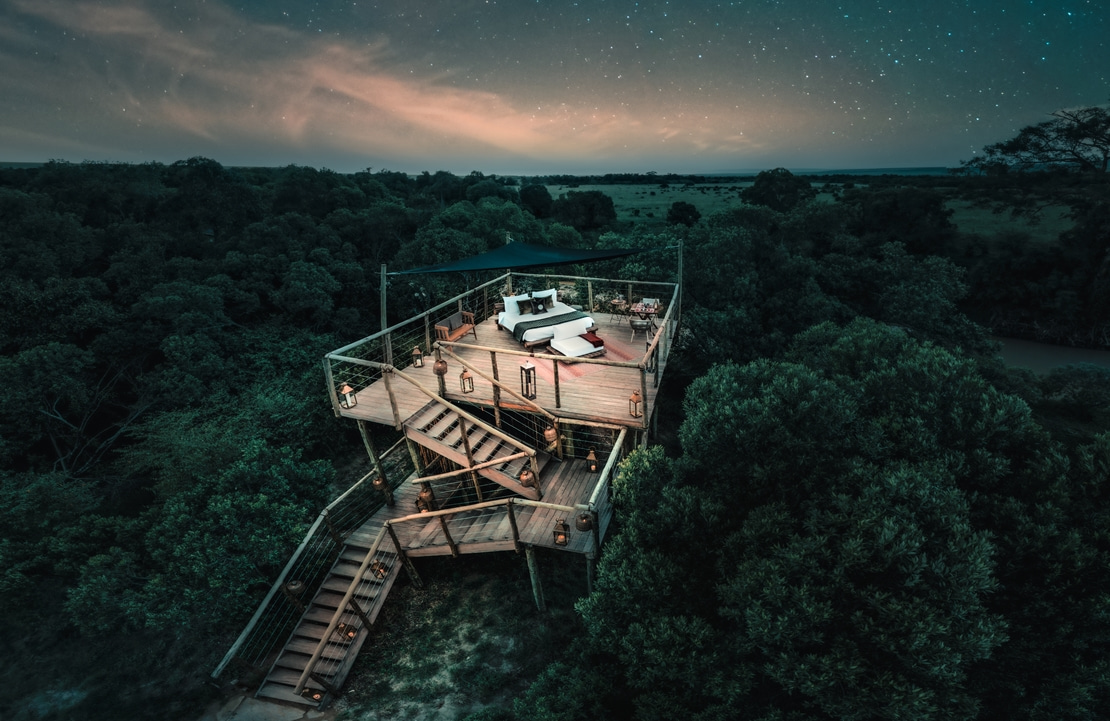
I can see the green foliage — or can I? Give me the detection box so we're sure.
[740,167,817,212]
[543,319,1108,720]
[665,200,701,226]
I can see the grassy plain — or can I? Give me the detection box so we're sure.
[547,181,1075,243]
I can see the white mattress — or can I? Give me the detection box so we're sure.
[498,301,595,342]
[550,335,604,357]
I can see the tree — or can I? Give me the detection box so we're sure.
[665,200,701,227]
[551,190,617,231]
[520,183,554,218]
[741,167,817,212]
[962,103,1110,174]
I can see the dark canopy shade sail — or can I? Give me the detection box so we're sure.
[389,242,645,275]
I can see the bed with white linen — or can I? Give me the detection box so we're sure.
[498,289,596,347]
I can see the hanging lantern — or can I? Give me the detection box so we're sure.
[338,383,357,409]
[433,358,449,377]
[520,361,537,399]
[369,560,388,581]
[284,579,305,596]
[416,484,434,512]
[459,368,474,393]
[372,476,386,491]
[553,518,570,546]
[411,346,424,368]
[518,467,537,489]
[586,449,599,473]
[576,513,594,532]
[543,425,558,446]
[629,389,643,417]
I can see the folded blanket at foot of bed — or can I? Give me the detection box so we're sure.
[549,322,606,357]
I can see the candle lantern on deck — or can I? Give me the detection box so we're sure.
[586,449,599,473]
[369,560,388,581]
[518,467,537,489]
[553,518,570,546]
[301,687,325,702]
[416,484,435,513]
[335,622,358,641]
[629,389,643,418]
[520,361,537,400]
[459,368,474,394]
[576,513,594,532]
[411,346,424,368]
[338,383,357,409]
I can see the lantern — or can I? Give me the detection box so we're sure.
[586,449,599,473]
[411,346,424,368]
[629,389,643,417]
[301,687,324,702]
[460,368,474,393]
[518,467,537,489]
[575,513,594,532]
[416,485,434,512]
[372,476,386,492]
[369,560,388,581]
[284,580,305,596]
[645,340,656,373]
[543,425,558,446]
[520,361,537,399]
[433,358,449,377]
[338,383,357,409]
[335,622,358,641]
[553,518,570,546]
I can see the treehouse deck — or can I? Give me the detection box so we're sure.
[254,448,614,708]
[335,312,667,431]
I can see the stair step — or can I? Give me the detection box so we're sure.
[256,683,320,707]
[473,437,506,464]
[285,637,347,660]
[267,668,333,688]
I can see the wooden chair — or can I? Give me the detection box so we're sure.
[608,298,629,324]
[630,318,652,342]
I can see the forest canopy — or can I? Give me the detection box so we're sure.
[1,157,1108,720]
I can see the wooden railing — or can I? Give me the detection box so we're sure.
[210,438,413,681]
[324,272,681,428]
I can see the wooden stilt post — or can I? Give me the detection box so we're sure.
[525,546,546,613]
[439,516,459,557]
[406,438,425,477]
[323,510,345,549]
[490,351,502,429]
[506,502,522,553]
[388,524,423,589]
[358,420,393,506]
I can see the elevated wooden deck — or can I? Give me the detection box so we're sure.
[336,312,666,430]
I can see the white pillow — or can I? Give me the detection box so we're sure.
[553,321,580,340]
[532,288,558,305]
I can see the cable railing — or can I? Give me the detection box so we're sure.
[210,438,414,681]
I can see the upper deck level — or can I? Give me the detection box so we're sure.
[323,271,681,434]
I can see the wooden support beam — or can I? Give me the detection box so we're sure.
[490,351,502,429]
[323,510,345,549]
[347,595,373,630]
[439,516,459,557]
[358,420,393,506]
[525,546,546,613]
[506,502,522,554]
[388,524,423,589]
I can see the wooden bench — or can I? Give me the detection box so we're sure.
[435,311,477,344]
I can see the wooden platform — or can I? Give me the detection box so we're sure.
[337,314,664,430]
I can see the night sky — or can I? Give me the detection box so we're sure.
[1,0,1106,175]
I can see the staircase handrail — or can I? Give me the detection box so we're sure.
[588,428,627,509]
[293,525,390,696]
[210,438,406,680]
[407,451,531,484]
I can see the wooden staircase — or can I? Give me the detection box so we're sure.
[404,401,549,500]
[254,527,400,708]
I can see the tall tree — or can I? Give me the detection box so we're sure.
[962,103,1110,174]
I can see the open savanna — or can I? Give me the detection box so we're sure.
[547,181,1074,242]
